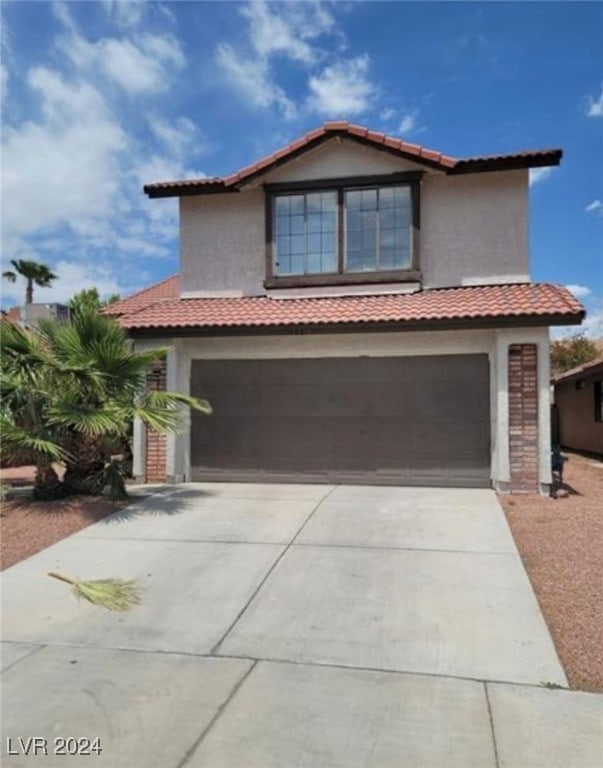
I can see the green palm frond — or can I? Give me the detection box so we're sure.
[0,417,68,462]
[135,390,212,433]
[45,400,128,436]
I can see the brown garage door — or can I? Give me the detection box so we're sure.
[190,355,490,487]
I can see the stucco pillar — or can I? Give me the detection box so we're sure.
[165,340,190,483]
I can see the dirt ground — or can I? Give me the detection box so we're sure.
[0,495,130,571]
[499,452,603,693]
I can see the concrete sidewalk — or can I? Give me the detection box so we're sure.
[2,483,602,766]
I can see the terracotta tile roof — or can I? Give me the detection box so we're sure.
[103,275,179,316]
[1,306,22,323]
[553,354,603,384]
[118,283,584,332]
[144,121,562,198]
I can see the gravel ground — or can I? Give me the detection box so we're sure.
[0,496,129,571]
[499,452,603,693]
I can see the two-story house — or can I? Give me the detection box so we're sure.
[107,122,584,493]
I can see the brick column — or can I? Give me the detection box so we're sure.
[145,359,167,483]
[508,344,539,493]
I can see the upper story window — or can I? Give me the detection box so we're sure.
[265,173,420,288]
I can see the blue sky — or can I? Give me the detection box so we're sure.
[1,1,602,335]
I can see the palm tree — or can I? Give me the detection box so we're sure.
[0,310,212,499]
[2,260,58,305]
[0,320,68,499]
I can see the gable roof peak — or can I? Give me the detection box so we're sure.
[144,121,562,199]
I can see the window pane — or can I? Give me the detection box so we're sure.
[291,234,305,255]
[307,233,321,253]
[320,248,337,273]
[380,245,397,270]
[380,187,395,209]
[322,212,337,233]
[278,253,292,274]
[290,252,305,274]
[307,251,322,273]
[291,215,304,235]
[394,186,411,207]
[275,197,289,216]
[344,185,412,273]
[277,215,291,235]
[277,235,291,256]
[360,188,377,210]
[306,193,320,213]
[322,232,336,255]
[307,213,322,233]
[346,190,362,210]
[289,195,304,215]
[345,189,379,272]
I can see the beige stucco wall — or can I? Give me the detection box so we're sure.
[556,377,603,454]
[421,171,529,288]
[259,138,426,182]
[134,325,551,489]
[179,138,530,297]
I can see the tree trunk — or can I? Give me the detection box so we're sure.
[25,279,33,305]
[62,433,108,495]
[33,465,65,501]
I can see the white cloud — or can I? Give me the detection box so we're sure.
[1,8,205,295]
[2,67,126,247]
[308,54,374,116]
[399,113,417,134]
[0,61,7,99]
[565,284,592,299]
[586,199,603,215]
[216,1,349,118]
[586,85,603,117]
[102,0,146,29]
[242,1,327,64]
[148,115,202,157]
[216,43,296,118]
[529,167,553,186]
[55,4,184,94]
[582,301,603,339]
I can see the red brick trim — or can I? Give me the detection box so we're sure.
[145,359,167,483]
[508,344,539,493]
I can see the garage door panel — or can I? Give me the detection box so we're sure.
[190,355,490,486]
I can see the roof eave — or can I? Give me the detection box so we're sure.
[123,310,584,337]
[448,150,563,176]
[553,358,603,385]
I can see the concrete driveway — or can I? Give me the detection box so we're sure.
[2,483,602,767]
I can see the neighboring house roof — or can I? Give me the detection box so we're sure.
[553,355,603,385]
[115,282,583,333]
[104,275,180,317]
[1,306,21,323]
[144,121,562,199]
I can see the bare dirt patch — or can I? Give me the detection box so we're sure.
[499,453,603,692]
[1,496,130,571]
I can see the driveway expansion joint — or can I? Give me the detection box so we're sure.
[175,659,258,768]
[0,643,46,674]
[1,639,572,692]
[291,541,519,556]
[209,484,340,655]
[484,682,501,768]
